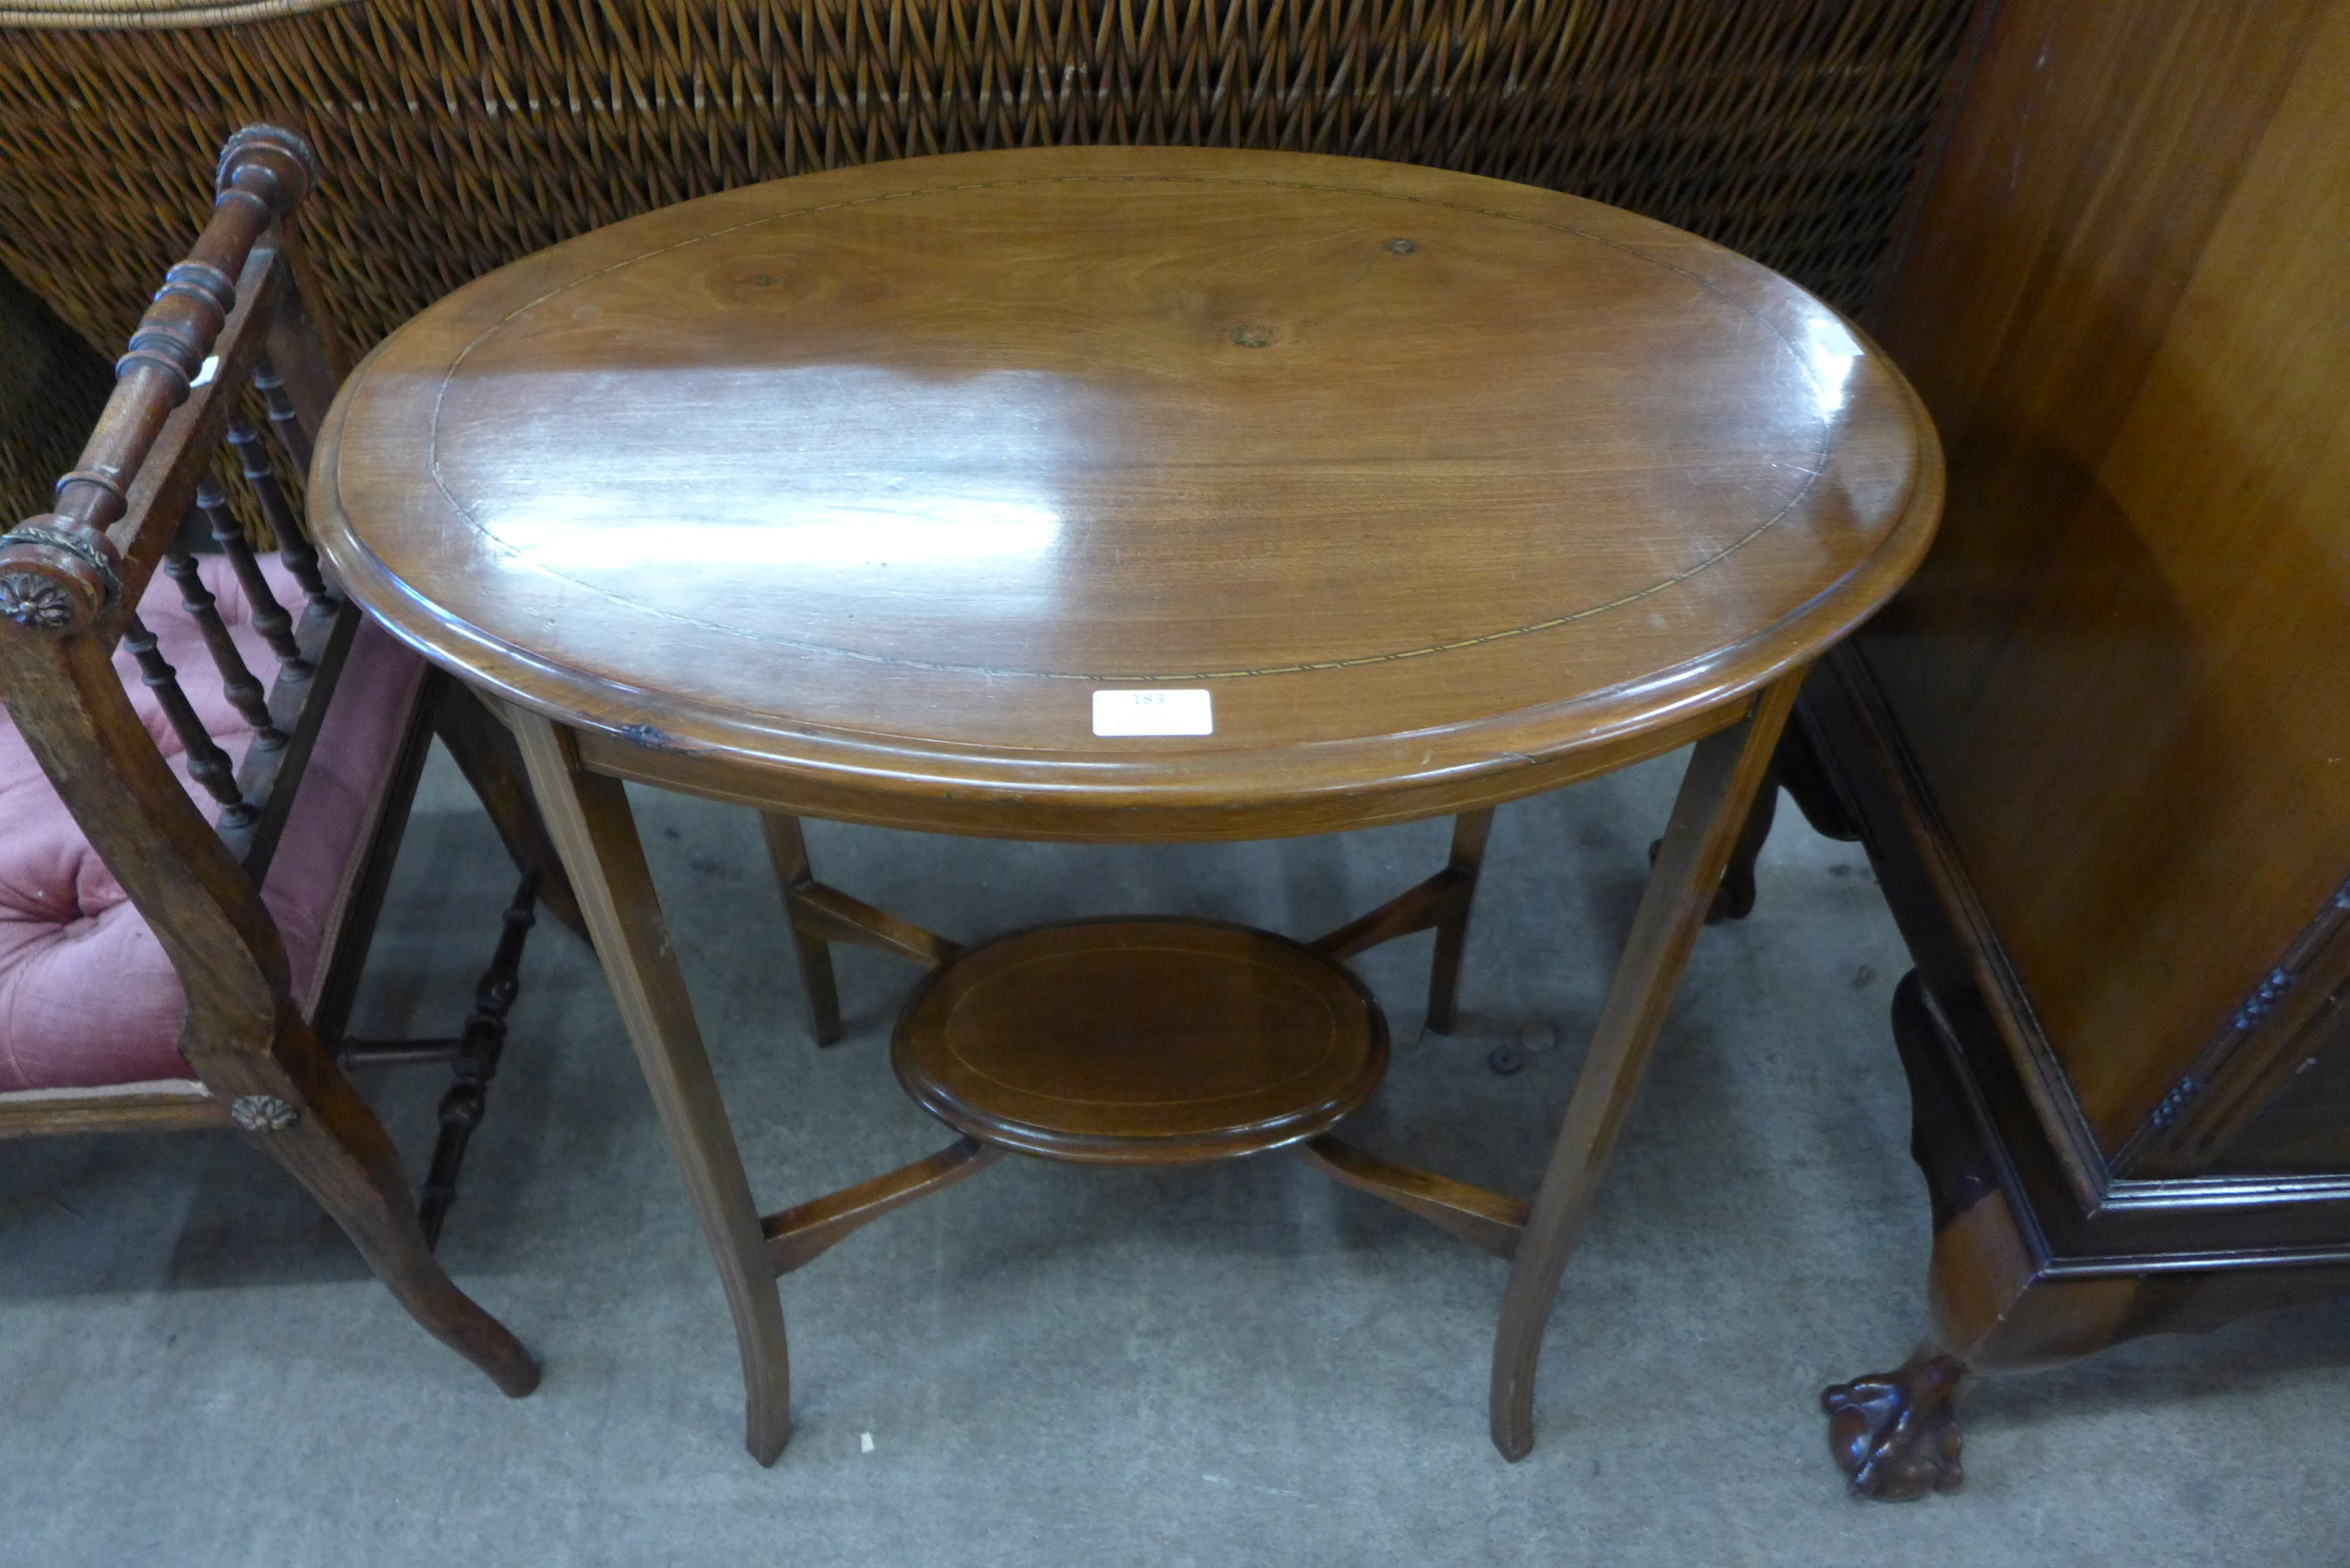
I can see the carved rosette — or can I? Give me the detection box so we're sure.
[0,571,73,630]
[228,1094,301,1132]
[0,521,121,635]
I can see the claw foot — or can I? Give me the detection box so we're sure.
[1822,1353,1965,1501]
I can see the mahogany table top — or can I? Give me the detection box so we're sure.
[313,146,1940,839]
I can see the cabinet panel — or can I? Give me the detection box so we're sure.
[1862,0,2350,1155]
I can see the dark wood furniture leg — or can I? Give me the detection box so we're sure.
[1689,701,1866,923]
[201,1015,542,1396]
[1822,1348,1967,1500]
[431,674,588,944]
[1772,707,1862,844]
[1309,809,1494,1034]
[761,808,965,1048]
[1814,970,2326,1502]
[761,811,845,1046]
[1426,809,1492,1032]
[1708,762,1777,923]
[332,869,543,1248]
[1820,973,1975,1498]
[413,872,540,1248]
[1489,671,1803,1459]
[507,707,793,1464]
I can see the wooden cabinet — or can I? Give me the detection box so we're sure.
[1801,0,2350,1499]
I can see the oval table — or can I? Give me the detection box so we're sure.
[312,146,1941,1467]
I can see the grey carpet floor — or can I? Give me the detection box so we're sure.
[4,745,2345,1567]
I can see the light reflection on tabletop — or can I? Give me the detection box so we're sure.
[319,149,1936,774]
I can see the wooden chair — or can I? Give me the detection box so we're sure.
[0,124,579,1395]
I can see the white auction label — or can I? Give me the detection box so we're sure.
[1092,688,1213,736]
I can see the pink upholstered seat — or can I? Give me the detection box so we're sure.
[0,556,424,1094]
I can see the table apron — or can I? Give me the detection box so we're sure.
[531,700,1751,844]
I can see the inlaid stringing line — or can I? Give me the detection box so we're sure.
[369,170,1852,682]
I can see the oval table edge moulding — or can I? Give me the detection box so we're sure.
[310,144,1944,1466]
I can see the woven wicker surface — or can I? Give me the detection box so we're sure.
[0,0,1973,521]
[0,1,354,29]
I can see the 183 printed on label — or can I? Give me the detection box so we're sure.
[1091,689,1214,736]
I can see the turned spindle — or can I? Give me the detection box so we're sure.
[161,541,286,753]
[195,476,309,676]
[0,124,317,639]
[416,876,540,1249]
[225,421,334,621]
[118,612,255,828]
[251,357,314,477]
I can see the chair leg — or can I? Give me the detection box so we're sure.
[1775,704,1863,843]
[416,872,539,1249]
[211,1027,540,1396]
[508,707,794,1465]
[1488,671,1803,1460]
[1425,808,1494,1034]
[1646,763,1780,923]
[429,673,590,946]
[760,811,845,1047]
[1709,763,1779,923]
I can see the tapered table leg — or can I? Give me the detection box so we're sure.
[761,811,845,1046]
[1426,809,1494,1034]
[507,707,793,1465]
[1489,670,1804,1460]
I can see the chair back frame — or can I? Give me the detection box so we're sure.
[0,125,541,1396]
[0,127,353,1090]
